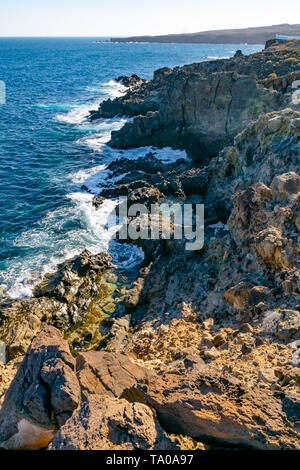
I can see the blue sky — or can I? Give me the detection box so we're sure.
[0,0,299,37]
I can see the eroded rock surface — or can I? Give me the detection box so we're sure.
[145,360,298,449]
[76,350,155,400]
[50,396,175,450]
[0,327,175,450]
[0,326,80,450]
[91,42,300,160]
[1,41,300,451]
[1,326,299,451]
[0,250,117,359]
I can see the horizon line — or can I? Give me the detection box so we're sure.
[1,23,299,39]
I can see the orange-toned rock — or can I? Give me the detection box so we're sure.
[76,350,155,400]
[49,396,177,450]
[0,326,80,450]
[145,361,299,449]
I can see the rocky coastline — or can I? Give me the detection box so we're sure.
[0,39,299,450]
[110,24,300,45]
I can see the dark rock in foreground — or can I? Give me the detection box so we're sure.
[0,327,173,450]
[0,326,298,450]
[0,327,80,450]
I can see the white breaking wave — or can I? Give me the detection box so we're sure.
[7,78,187,299]
[76,117,129,151]
[206,56,230,60]
[7,190,143,298]
[55,102,98,124]
[97,79,127,98]
[54,80,126,124]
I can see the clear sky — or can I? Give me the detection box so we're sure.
[0,0,299,37]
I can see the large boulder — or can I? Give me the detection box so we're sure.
[0,326,80,450]
[0,250,114,359]
[76,350,155,400]
[144,361,299,449]
[49,396,176,450]
[0,327,163,450]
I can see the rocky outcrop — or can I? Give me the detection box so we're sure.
[1,42,300,451]
[110,73,281,159]
[0,250,116,359]
[49,396,175,450]
[115,74,147,88]
[90,75,149,120]
[1,326,298,450]
[90,41,300,161]
[144,360,299,449]
[0,327,176,450]
[0,327,80,450]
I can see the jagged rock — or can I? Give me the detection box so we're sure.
[206,108,300,217]
[49,396,177,450]
[248,286,272,306]
[0,327,80,450]
[76,350,155,400]
[0,250,114,359]
[178,168,208,196]
[144,360,299,449]
[127,185,161,207]
[92,195,105,209]
[234,50,244,58]
[262,310,300,341]
[271,171,300,201]
[241,341,255,355]
[89,43,300,160]
[224,281,255,312]
[34,249,112,301]
[258,368,277,384]
[123,277,145,314]
[104,316,130,352]
[0,297,63,359]
[115,74,146,88]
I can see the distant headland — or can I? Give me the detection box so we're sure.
[111,23,300,44]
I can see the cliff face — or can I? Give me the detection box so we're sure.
[0,41,299,451]
[91,42,300,160]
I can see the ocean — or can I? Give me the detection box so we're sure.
[0,38,263,299]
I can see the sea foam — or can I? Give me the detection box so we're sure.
[6,79,186,299]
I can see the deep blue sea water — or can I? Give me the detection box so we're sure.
[0,38,263,298]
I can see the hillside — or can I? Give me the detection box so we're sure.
[111,23,300,44]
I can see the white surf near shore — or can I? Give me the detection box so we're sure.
[6,79,187,299]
